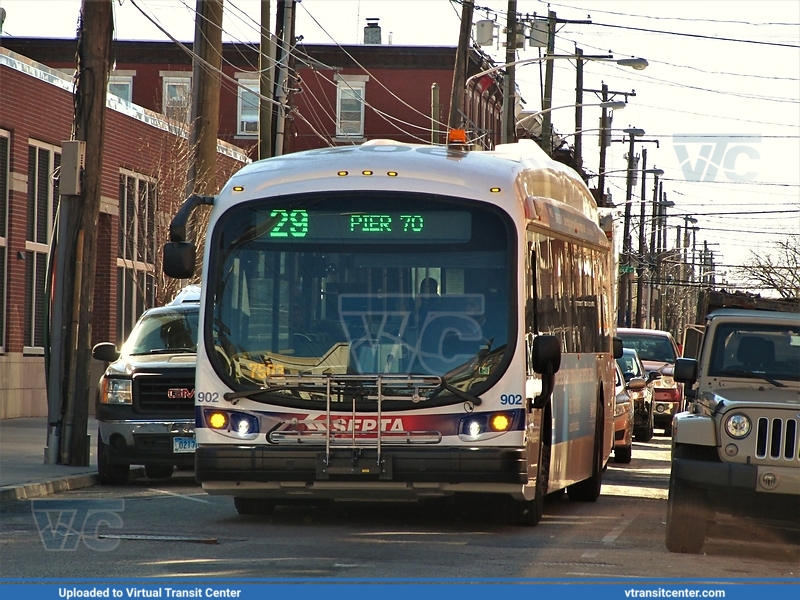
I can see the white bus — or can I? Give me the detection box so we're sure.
[164,138,621,525]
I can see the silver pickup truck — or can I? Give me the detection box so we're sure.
[92,285,200,484]
[666,308,800,553]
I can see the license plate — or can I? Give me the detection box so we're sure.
[173,436,196,453]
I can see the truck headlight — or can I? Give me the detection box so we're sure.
[725,413,751,439]
[100,378,132,404]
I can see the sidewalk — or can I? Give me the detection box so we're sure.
[0,417,106,501]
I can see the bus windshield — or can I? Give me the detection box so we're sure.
[207,192,514,402]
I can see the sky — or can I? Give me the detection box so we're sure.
[1,0,799,292]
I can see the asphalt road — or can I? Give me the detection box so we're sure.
[1,433,797,579]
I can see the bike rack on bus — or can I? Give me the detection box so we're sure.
[262,374,443,477]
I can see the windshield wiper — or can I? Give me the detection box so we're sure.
[718,370,786,388]
[143,347,196,354]
[427,379,482,406]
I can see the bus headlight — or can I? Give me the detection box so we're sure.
[725,413,751,439]
[460,412,514,440]
[204,409,259,438]
[100,378,132,404]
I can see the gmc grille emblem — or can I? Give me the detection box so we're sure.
[167,388,195,399]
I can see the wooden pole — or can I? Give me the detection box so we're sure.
[60,0,113,465]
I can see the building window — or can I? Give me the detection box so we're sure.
[335,75,368,139]
[117,171,156,343]
[25,141,61,352]
[108,73,134,103]
[0,130,8,352]
[237,79,259,136]
[162,75,192,123]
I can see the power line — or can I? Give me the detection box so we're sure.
[589,21,800,49]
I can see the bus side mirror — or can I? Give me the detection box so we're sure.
[532,335,561,375]
[163,242,196,279]
[613,336,623,359]
[531,335,561,410]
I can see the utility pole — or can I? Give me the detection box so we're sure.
[187,0,223,197]
[431,83,440,144]
[574,46,583,168]
[448,0,474,131]
[501,0,518,143]
[635,149,661,328]
[617,128,639,327]
[274,0,294,156]
[585,84,636,207]
[57,0,114,466]
[258,0,275,160]
[539,9,556,152]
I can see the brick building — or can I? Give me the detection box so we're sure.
[2,37,505,158]
[0,48,248,419]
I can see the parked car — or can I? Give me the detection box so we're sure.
[92,285,200,484]
[612,362,646,463]
[616,348,655,442]
[616,328,683,436]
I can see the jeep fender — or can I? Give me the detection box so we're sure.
[673,413,717,447]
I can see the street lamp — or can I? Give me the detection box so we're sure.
[461,53,648,144]
[516,101,626,133]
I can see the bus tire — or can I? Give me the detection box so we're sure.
[97,436,130,486]
[234,497,276,515]
[505,408,551,526]
[665,473,708,553]
[567,391,604,502]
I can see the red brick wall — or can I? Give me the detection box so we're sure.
[1,57,246,353]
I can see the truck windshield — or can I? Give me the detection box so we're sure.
[618,334,677,364]
[708,323,800,381]
[123,310,199,355]
[206,192,514,403]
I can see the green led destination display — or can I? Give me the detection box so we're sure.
[265,210,472,242]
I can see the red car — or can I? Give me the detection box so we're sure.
[616,328,683,436]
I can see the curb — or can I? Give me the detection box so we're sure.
[0,466,146,503]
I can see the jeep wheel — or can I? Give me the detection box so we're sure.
[665,473,709,553]
[234,497,276,515]
[144,464,174,479]
[97,436,130,485]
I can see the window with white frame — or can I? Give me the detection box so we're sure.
[117,171,156,343]
[0,130,9,352]
[108,73,134,103]
[335,74,368,138]
[237,78,259,136]
[161,75,192,123]
[25,141,61,352]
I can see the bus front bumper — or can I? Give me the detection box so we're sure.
[196,445,528,498]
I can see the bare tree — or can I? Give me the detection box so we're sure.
[738,238,800,300]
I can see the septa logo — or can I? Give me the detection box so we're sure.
[307,415,406,433]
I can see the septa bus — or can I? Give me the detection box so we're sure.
[164,138,622,525]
